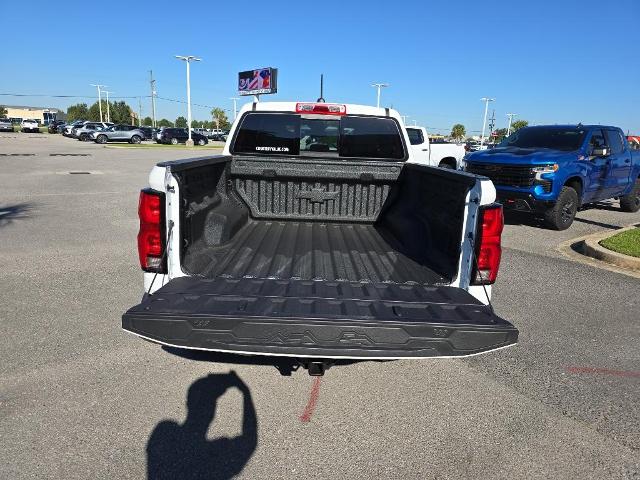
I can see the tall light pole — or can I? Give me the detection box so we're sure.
[103,90,113,123]
[230,97,240,121]
[175,55,201,145]
[90,84,107,122]
[149,71,157,128]
[371,83,389,108]
[480,97,495,146]
[506,113,517,136]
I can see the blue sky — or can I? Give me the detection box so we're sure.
[1,0,639,134]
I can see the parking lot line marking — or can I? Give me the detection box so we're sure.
[299,377,322,422]
[566,367,640,378]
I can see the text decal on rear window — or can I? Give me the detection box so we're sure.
[256,146,290,152]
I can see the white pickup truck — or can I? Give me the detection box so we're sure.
[405,126,465,169]
[122,101,517,374]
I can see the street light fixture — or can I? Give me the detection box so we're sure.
[480,97,495,146]
[230,97,240,121]
[175,55,201,145]
[90,84,107,122]
[371,83,389,108]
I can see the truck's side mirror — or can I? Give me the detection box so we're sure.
[591,147,608,157]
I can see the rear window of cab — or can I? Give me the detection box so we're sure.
[232,113,406,160]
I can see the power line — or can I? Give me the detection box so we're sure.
[0,92,219,109]
[0,93,143,99]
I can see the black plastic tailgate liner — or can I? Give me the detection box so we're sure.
[122,277,518,358]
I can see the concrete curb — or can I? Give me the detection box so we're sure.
[583,226,640,271]
[557,224,640,280]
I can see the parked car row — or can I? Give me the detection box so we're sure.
[50,120,222,146]
[155,128,209,145]
[0,118,43,133]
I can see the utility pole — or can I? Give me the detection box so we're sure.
[488,109,495,142]
[229,97,240,121]
[90,84,107,122]
[371,83,389,108]
[175,55,201,146]
[401,115,410,124]
[149,70,157,128]
[138,97,142,126]
[480,97,495,146]
[103,90,113,123]
[506,113,517,136]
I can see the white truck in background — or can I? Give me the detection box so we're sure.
[405,126,465,169]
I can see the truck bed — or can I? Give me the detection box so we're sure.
[183,220,447,285]
[123,155,518,359]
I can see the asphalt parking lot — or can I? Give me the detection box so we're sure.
[1,133,639,479]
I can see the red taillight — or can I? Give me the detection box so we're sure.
[137,189,166,273]
[472,204,503,285]
[295,103,347,115]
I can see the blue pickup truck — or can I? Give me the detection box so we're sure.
[463,125,640,229]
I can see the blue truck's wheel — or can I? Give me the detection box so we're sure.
[619,179,640,213]
[543,186,578,230]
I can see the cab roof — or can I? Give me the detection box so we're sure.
[236,101,403,121]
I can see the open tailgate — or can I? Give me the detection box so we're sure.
[122,277,518,359]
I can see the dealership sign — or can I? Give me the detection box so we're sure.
[238,67,278,96]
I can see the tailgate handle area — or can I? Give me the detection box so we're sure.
[262,169,277,178]
[359,173,375,182]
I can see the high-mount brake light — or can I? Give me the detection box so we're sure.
[295,103,347,115]
[472,204,504,285]
[137,189,166,273]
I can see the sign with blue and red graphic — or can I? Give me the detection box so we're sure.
[238,67,278,96]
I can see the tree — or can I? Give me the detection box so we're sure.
[109,101,133,124]
[157,118,173,127]
[191,119,204,128]
[87,100,132,124]
[0,105,7,117]
[511,120,529,132]
[66,103,89,122]
[87,101,106,121]
[210,107,230,131]
[450,124,466,140]
[143,116,153,126]
[493,128,508,142]
[175,116,187,128]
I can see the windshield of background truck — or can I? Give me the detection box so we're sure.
[232,113,405,159]
[499,126,587,151]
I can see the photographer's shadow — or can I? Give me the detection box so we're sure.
[146,371,257,480]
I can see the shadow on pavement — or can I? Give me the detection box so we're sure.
[504,204,626,230]
[579,201,620,213]
[162,346,364,376]
[572,217,621,230]
[503,211,546,228]
[0,203,35,228]
[146,371,257,480]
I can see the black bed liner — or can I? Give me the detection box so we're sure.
[122,277,518,358]
[183,220,447,285]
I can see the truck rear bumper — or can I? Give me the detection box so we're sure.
[122,277,518,359]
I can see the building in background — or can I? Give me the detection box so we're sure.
[2,105,65,125]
